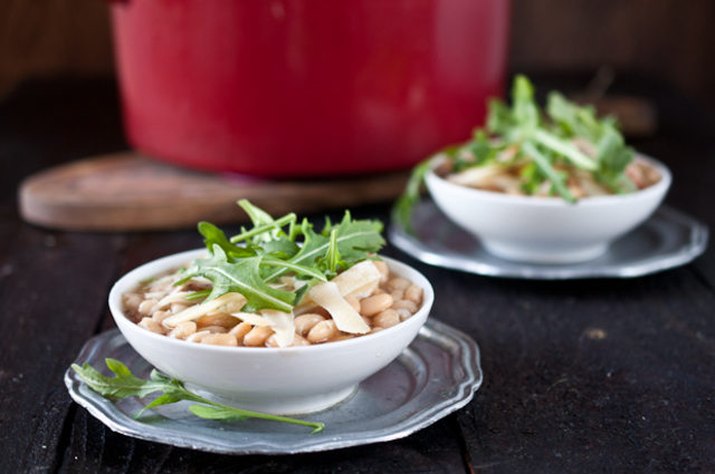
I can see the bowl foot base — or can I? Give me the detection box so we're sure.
[481,240,608,264]
[188,384,358,415]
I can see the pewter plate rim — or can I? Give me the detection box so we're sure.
[65,320,482,455]
[389,201,708,280]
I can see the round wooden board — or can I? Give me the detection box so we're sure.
[19,153,409,231]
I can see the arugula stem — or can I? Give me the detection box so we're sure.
[185,289,211,301]
[230,213,297,243]
[186,391,325,433]
[176,391,324,432]
[532,129,597,170]
[263,229,381,282]
[522,141,576,203]
[261,258,327,282]
[393,158,432,233]
[326,228,340,273]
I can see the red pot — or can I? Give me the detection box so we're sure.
[111,0,510,176]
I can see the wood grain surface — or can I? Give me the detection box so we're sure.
[19,153,408,231]
[1,77,714,473]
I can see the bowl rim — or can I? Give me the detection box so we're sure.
[109,249,434,354]
[426,153,671,207]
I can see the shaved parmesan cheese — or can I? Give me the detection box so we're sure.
[162,292,246,328]
[278,276,309,291]
[230,312,273,327]
[447,164,504,187]
[151,290,193,312]
[331,261,381,298]
[308,282,370,334]
[260,310,296,348]
[295,260,382,312]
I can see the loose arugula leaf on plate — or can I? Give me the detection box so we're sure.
[72,359,166,399]
[72,359,325,433]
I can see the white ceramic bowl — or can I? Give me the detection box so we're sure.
[109,249,434,415]
[426,156,671,264]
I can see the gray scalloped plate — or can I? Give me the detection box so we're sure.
[65,320,482,455]
[390,200,708,280]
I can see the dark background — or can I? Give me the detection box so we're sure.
[1,0,714,108]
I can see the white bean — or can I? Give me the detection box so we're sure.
[360,294,394,317]
[404,285,423,304]
[201,333,238,346]
[307,320,338,344]
[373,309,400,328]
[138,317,164,334]
[138,299,158,315]
[396,307,412,321]
[196,313,238,329]
[392,299,418,313]
[168,321,197,339]
[387,277,410,291]
[243,326,273,347]
[229,322,253,344]
[151,310,171,324]
[294,313,325,336]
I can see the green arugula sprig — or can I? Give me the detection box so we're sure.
[72,359,325,433]
[395,75,636,231]
[185,200,385,312]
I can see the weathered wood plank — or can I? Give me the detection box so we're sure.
[60,410,467,474]
[426,267,715,472]
[0,225,127,473]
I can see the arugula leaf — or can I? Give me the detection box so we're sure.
[230,212,297,245]
[522,141,575,202]
[187,201,386,311]
[547,92,601,140]
[329,212,385,266]
[256,237,300,259]
[264,214,384,282]
[316,228,344,276]
[198,221,254,259]
[532,129,596,170]
[72,359,166,399]
[325,228,341,273]
[595,122,635,188]
[393,158,432,232]
[261,257,327,282]
[236,200,298,244]
[72,359,324,433]
[511,74,540,131]
[239,199,277,237]
[267,219,328,280]
[486,97,515,136]
[184,246,296,313]
[185,289,211,301]
[519,161,541,194]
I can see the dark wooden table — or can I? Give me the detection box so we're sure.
[1,76,713,473]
